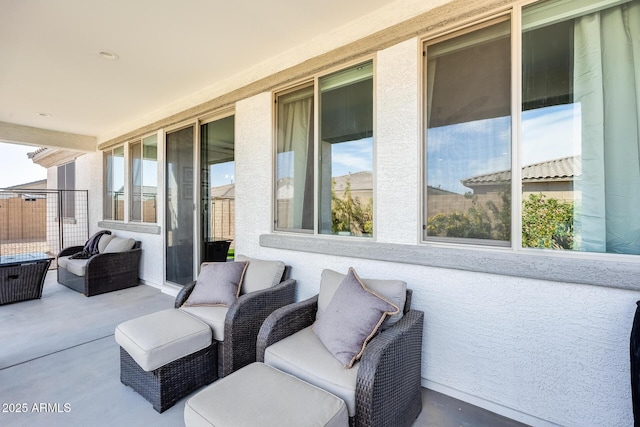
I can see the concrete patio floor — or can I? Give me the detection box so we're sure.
[0,271,528,427]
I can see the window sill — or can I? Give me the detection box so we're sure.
[260,234,640,291]
[98,220,161,235]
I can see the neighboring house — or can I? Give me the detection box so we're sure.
[462,156,579,201]
[332,171,373,203]
[3,179,47,191]
[27,149,88,251]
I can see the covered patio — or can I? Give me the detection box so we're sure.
[0,271,524,427]
[2,0,640,425]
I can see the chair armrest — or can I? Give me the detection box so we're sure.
[256,294,318,362]
[175,281,197,308]
[58,246,84,258]
[356,309,424,427]
[222,278,296,376]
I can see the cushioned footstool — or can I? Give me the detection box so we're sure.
[115,309,217,413]
[184,362,348,427]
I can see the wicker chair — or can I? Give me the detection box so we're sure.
[57,241,142,297]
[175,265,295,378]
[257,288,424,427]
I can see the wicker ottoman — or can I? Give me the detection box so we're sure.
[184,362,348,427]
[115,309,217,413]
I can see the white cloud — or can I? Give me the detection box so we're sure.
[521,103,581,165]
[331,139,373,176]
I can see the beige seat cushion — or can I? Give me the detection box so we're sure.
[234,255,286,294]
[57,234,114,273]
[115,309,212,372]
[57,255,71,270]
[264,326,359,417]
[179,306,228,341]
[184,362,348,427]
[64,258,89,277]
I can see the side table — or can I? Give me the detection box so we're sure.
[0,252,53,305]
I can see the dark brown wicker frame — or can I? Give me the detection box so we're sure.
[56,241,142,297]
[0,258,51,305]
[256,289,424,427]
[117,264,294,413]
[175,266,295,378]
[120,341,218,413]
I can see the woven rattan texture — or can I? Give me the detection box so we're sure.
[176,270,296,378]
[57,242,142,296]
[0,260,51,304]
[119,342,218,413]
[258,289,423,427]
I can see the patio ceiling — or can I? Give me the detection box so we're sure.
[0,0,408,151]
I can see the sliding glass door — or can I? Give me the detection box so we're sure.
[165,125,195,285]
[200,115,235,263]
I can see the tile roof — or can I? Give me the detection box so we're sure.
[461,156,580,186]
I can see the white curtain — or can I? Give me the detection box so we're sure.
[131,144,142,221]
[105,154,114,219]
[573,1,640,254]
[278,94,313,229]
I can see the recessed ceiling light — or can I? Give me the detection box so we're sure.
[36,112,52,117]
[99,51,119,60]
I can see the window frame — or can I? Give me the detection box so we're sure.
[422,12,516,248]
[272,57,377,239]
[103,145,126,222]
[273,81,315,234]
[418,0,638,262]
[129,133,158,224]
[103,132,159,227]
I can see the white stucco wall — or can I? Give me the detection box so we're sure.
[233,38,640,427]
[75,152,102,235]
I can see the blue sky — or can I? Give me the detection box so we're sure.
[2,105,578,192]
[0,143,47,188]
[210,161,234,187]
[427,103,580,194]
[277,137,373,179]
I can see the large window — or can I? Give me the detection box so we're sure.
[425,19,511,245]
[275,61,374,237]
[424,0,640,256]
[104,135,158,224]
[103,146,125,221]
[130,134,158,223]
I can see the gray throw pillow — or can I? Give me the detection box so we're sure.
[312,267,399,368]
[183,261,249,307]
[317,269,407,329]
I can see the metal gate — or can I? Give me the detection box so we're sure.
[0,189,89,267]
